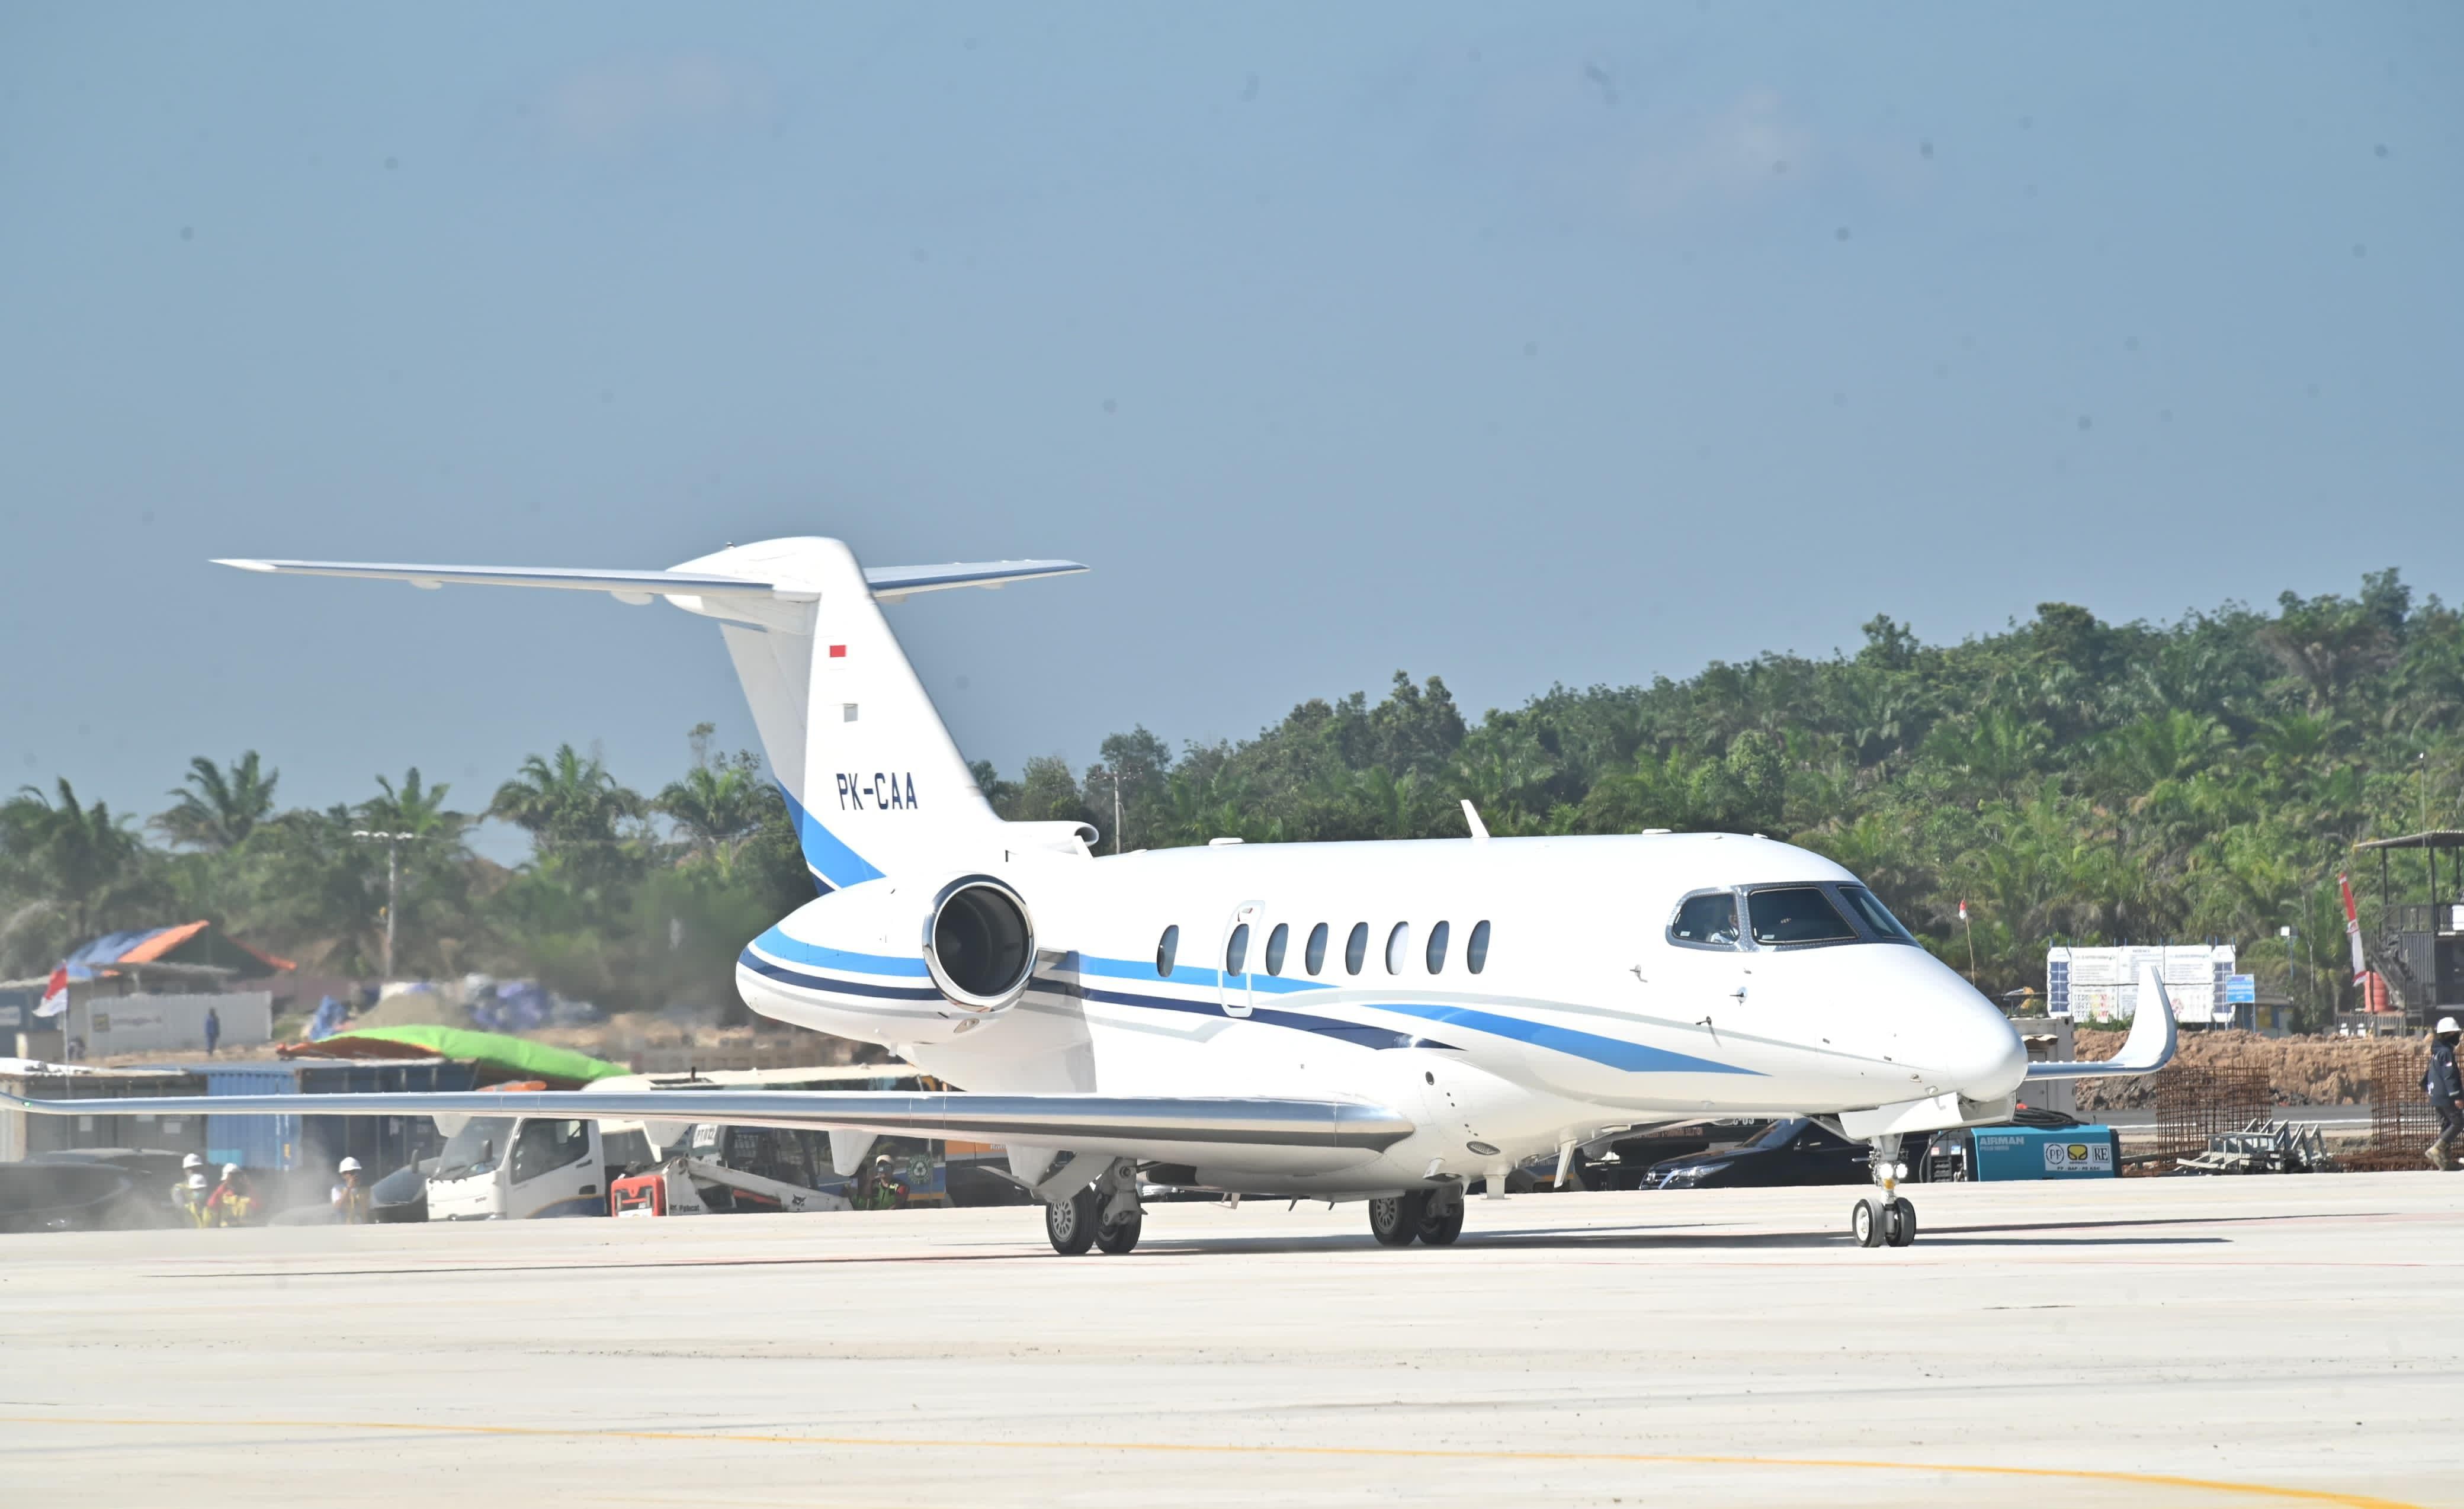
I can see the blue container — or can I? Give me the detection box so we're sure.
[204,1061,477,1173]
[1969,1125,2120,1180]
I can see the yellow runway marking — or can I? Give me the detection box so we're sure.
[0,1414,2421,1508]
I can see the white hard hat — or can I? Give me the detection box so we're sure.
[338,1157,362,1173]
[187,1171,210,1189]
[2439,1016,2461,1035]
[182,1153,204,1170]
[222,1164,241,1179]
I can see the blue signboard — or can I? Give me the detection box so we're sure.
[2225,974,2256,1004]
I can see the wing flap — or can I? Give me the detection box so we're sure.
[0,1088,1414,1153]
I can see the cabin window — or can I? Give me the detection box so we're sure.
[1838,885,1918,944]
[1385,922,1412,975]
[1747,886,1858,946]
[1669,891,1742,949]
[1156,924,1179,977]
[1265,922,1289,975]
[1305,922,1330,975]
[1467,920,1491,973]
[1425,920,1451,974]
[1225,922,1251,977]
[1344,922,1369,975]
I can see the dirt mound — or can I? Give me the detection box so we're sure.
[2073,1029,2410,1111]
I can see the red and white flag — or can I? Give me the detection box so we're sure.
[1957,899,1969,922]
[2338,872,2366,983]
[36,964,68,1019]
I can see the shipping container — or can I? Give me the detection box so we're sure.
[0,1068,208,1163]
[193,1059,477,1173]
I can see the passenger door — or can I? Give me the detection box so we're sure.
[506,1116,602,1218]
[1219,900,1263,1018]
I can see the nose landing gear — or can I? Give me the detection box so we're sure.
[1850,1134,1917,1248]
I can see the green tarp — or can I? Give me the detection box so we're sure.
[320,1026,628,1084]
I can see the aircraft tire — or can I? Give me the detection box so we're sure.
[1850,1197,1884,1248]
[1415,1196,1464,1247]
[1095,1209,1143,1255]
[1885,1197,1916,1247]
[1045,1187,1099,1255]
[1368,1193,1423,1246]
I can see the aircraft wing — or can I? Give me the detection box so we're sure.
[213,557,1087,603]
[2023,965,2181,1080]
[0,1087,1413,1161]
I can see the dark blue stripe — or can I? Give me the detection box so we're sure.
[1061,976,1455,1052]
[1373,1002,1759,1075]
[739,952,945,1001]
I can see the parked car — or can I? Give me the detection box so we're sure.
[1645,1118,1883,1189]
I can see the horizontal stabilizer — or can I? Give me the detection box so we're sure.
[2023,965,2180,1080]
[214,557,1087,603]
[0,1088,1414,1158]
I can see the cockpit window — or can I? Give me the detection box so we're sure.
[1669,891,1741,949]
[1837,885,1917,944]
[1747,887,1858,945]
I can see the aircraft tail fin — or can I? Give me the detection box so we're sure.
[217,540,1091,889]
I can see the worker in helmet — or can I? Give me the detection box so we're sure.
[861,1153,908,1211]
[177,1170,213,1228]
[331,1156,371,1223]
[171,1152,206,1213]
[2428,1017,2463,1170]
[206,1163,259,1227]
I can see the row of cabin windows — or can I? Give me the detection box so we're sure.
[1153,919,1491,980]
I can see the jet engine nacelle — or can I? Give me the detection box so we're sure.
[780,872,1038,1014]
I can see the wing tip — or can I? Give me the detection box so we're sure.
[213,558,275,572]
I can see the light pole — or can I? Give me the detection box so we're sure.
[352,830,412,978]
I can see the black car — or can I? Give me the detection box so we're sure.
[1644,1118,1879,1190]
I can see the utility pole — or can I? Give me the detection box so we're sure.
[352,830,410,977]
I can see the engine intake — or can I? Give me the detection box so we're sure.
[922,875,1035,1012]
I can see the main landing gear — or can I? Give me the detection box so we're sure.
[1044,1160,1145,1256]
[1850,1133,1917,1248]
[1366,1186,1464,1247]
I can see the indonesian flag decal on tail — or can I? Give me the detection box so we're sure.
[36,965,68,1019]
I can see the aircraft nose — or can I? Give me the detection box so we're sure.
[1932,988,2028,1100]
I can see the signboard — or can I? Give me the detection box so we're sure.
[1972,1126,2121,1180]
[2045,945,2235,1024]
[2224,974,2256,1004]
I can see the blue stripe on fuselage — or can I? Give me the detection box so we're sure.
[750,925,932,977]
[1370,1002,1762,1075]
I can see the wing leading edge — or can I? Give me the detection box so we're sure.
[0,1087,1414,1159]
[2023,965,2181,1080]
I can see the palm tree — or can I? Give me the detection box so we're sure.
[2,779,148,938]
[360,768,466,845]
[657,760,766,868]
[154,752,279,850]
[490,746,647,853]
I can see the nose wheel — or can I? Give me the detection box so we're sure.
[1850,1132,1917,1248]
[1850,1193,1916,1247]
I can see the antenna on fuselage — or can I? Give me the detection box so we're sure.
[1461,800,1490,842]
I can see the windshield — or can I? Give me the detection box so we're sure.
[434,1116,514,1179]
[1838,885,1917,944]
[1747,887,1858,945]
[1669,891,1741,947]
[1742,1118,1808,1151]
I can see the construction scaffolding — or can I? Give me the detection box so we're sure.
[2151,1065,2273,1171]
[2345,1046,2440,1172]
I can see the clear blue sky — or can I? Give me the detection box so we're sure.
[3,5,2457,859]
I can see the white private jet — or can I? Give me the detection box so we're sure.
[4,537,2176,1251]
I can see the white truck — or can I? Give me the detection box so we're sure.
[420,1065,928,1221]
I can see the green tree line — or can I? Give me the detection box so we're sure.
[4,574,2459,1026]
